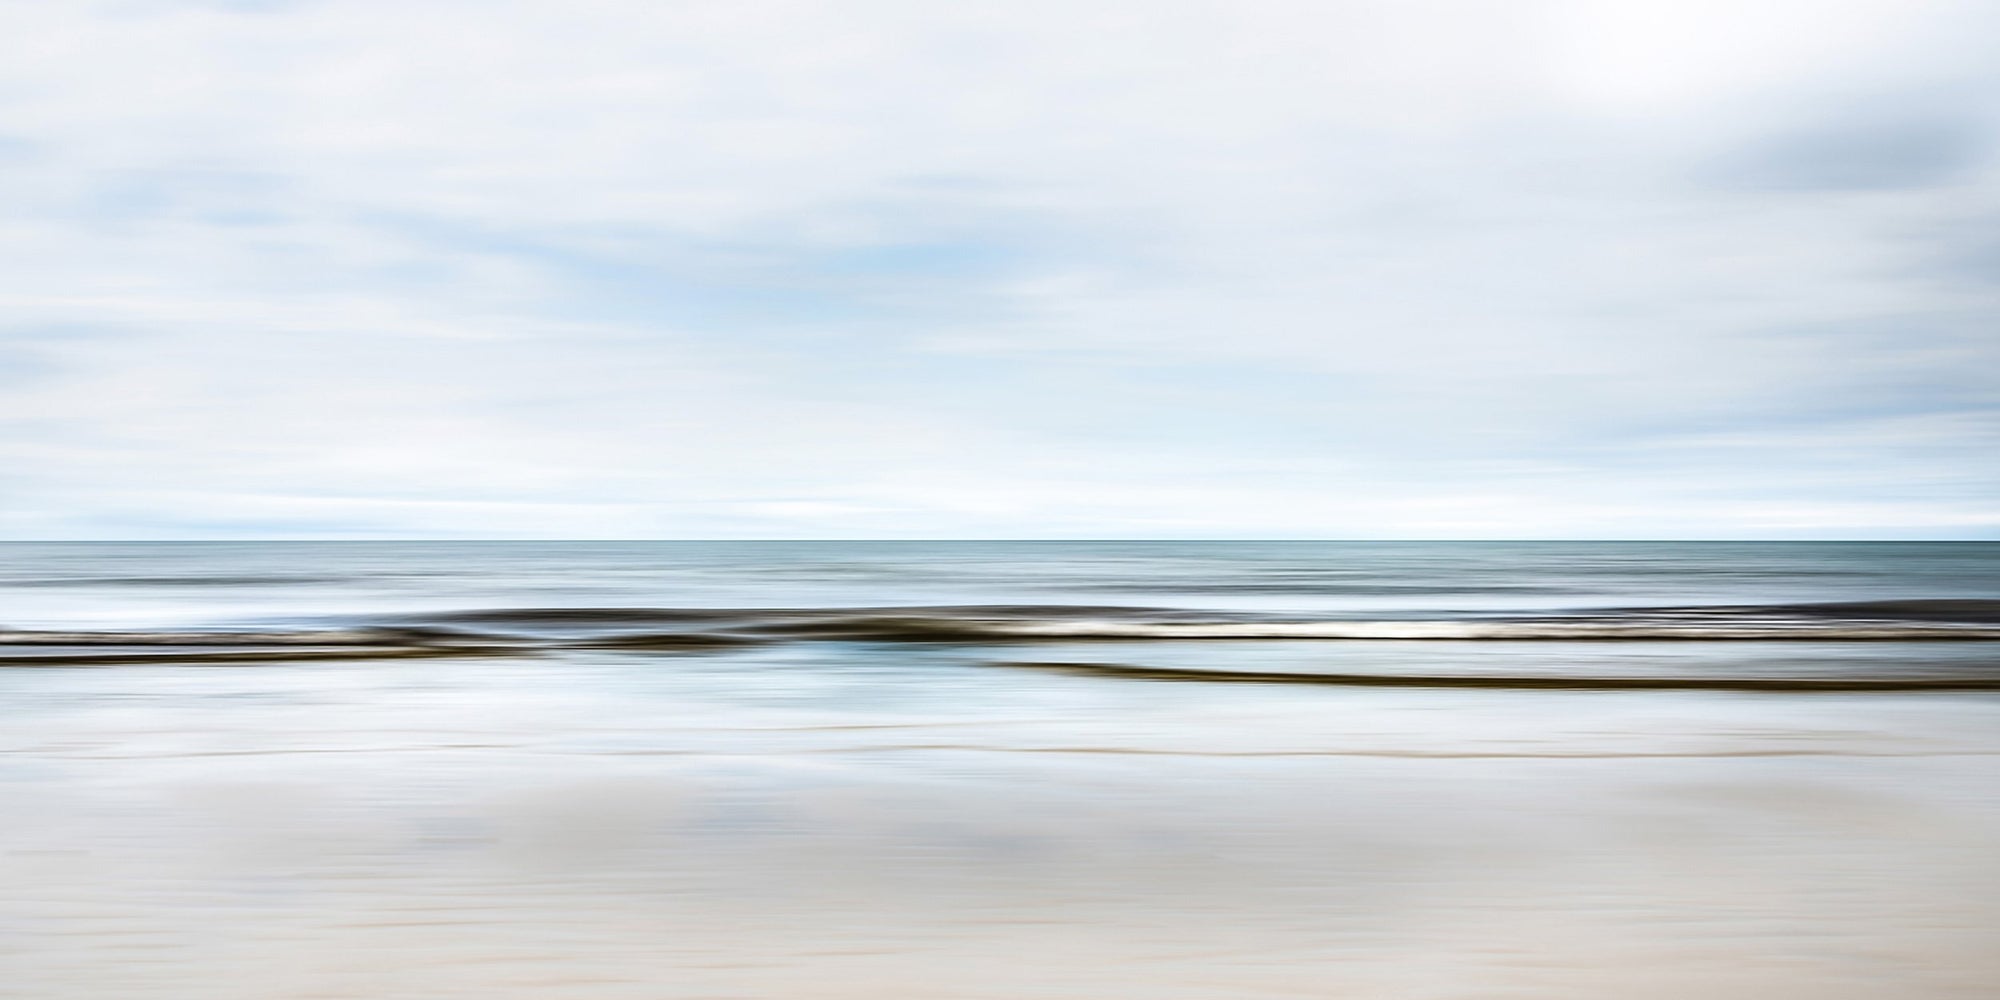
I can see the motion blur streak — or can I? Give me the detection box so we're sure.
[2,541,1998,999]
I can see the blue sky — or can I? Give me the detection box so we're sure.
[1,0,1996,538]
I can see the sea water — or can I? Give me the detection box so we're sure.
[2,541,1997,998]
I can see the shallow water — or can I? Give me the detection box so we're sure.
[3,541,1998,998]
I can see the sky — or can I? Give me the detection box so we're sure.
[1,0,1997,539]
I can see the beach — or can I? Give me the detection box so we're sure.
[3,541,1998,998]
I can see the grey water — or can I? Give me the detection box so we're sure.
[3,541,1999,999]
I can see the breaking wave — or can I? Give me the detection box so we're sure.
[397,598,2000,641]
[4,599,1999,666]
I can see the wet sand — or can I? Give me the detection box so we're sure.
[4,651,1999,999]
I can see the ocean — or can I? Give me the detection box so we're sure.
[4,540,1998,998]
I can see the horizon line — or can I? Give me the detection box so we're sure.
[3,538,1996,544]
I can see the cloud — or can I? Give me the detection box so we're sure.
[0,0,1996,537]
[1705,108,1988,191]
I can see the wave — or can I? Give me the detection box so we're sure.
[1637,599,2000,623]
[400,600,2000,641]
[421,604,1159,625]
[5,599,2000,666]
[0,625,523,665]
[997,661,2000,691]
[0,626,495,646]
[1055,583,1581,596]
[7,575,353,587]
[873,619,2000,641]
[0,646,515,666]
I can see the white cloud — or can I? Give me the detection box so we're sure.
[0,0,1995,537]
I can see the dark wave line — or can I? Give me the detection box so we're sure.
[6,575,354,587]
[562,746,2000,759]
[0,626,492,647]
[996,661,2000,691]
[0,646,521,666]
[37,745,1996,761]
[7,598,2000,667]
[1623,599,2000,623]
